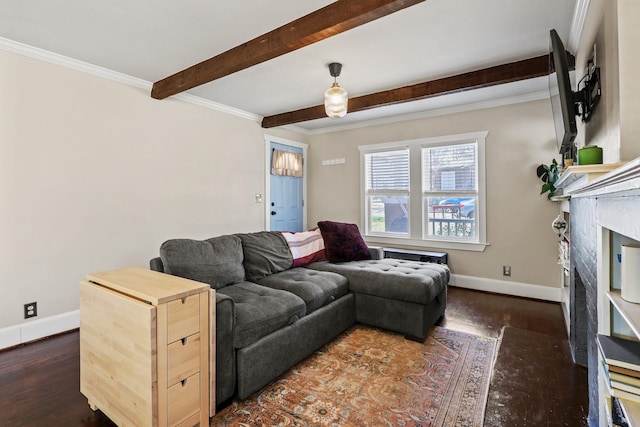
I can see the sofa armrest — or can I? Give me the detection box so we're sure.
[213,291,235,410]
[209,289,216,415]
[150,257,164,272]
[368,246,384,260]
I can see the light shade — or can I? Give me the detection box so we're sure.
[324,82,348,118]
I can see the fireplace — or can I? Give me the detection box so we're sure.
[568,196,598,424]
[570,268,588,366]
[558,159,640,426]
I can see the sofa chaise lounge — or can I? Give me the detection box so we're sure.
[150,222,449,415]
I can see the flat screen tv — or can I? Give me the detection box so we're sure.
[549,29,577,155]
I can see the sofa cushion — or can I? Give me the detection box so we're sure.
[307,259,450,305]
[237,231,293,282]
[160,235,245,289]
[257,267,349,314]
[281,229,326,267]
[317,221,371,263]
[217,281,306,349]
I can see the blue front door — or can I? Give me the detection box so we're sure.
[270,142,303,232]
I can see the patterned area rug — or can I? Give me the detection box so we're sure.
[213,325,496,427]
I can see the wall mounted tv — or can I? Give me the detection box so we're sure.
[549,29,577,155]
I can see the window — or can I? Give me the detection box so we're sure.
[360,131,487,251]
[363,149,410,235]
[423,142,477,240]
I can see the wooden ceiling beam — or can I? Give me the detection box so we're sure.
[261,54,550,128]
[151,0,425,100]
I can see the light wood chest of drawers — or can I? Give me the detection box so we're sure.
[80,267,212,427]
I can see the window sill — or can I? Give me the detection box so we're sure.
[364,236,489,252]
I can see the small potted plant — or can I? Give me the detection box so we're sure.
[536,158,560,199]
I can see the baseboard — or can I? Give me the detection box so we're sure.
[0,310,79,350]
[449,274,562,302]
[0,277,560,350]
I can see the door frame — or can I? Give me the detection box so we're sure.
[263,134,308,231]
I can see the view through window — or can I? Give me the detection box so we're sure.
[360,132,486,249]
[423,142,477,239]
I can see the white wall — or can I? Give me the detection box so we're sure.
[1,39,572,343]
[307,100,562,292]
[615,0,640,162]
[578,0,640,162]
[0,49,304,334]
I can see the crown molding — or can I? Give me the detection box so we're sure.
[0,37,261,123]
[300,89,550,135]
[0,37,150,89]
[172,92,261,122]
[568,0,591,53]
[0,36,551,134]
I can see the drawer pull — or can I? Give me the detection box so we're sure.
[181,337,187,345]
[181,378,188,386]
[181,297,187,304]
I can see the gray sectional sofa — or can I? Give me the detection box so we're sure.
[150,229,449,413]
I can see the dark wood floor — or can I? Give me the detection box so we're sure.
[0,286,588,427]
[441,287,589,426]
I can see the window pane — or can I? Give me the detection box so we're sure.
[422,143,476,192]
[365,149,409,192]
[425,196,476,239]
[369,196,409,234]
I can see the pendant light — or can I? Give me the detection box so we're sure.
[324,63,348,118]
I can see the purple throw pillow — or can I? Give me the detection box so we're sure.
[317,221,371,263]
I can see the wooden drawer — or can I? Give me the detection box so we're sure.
[168,372,200,426]
[82,268,210,427]
[167,294,200,343]
[167,333,201,386]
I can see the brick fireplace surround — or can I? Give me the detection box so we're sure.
[566,159,640,426]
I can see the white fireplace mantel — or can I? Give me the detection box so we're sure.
[558,158,640,199]
[554,162,627,197]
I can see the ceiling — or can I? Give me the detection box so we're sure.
[0,0,581,132]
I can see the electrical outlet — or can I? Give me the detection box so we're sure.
[24,302,37,319]
[503,266,511,277]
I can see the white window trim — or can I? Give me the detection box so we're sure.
[359,131,488,252]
